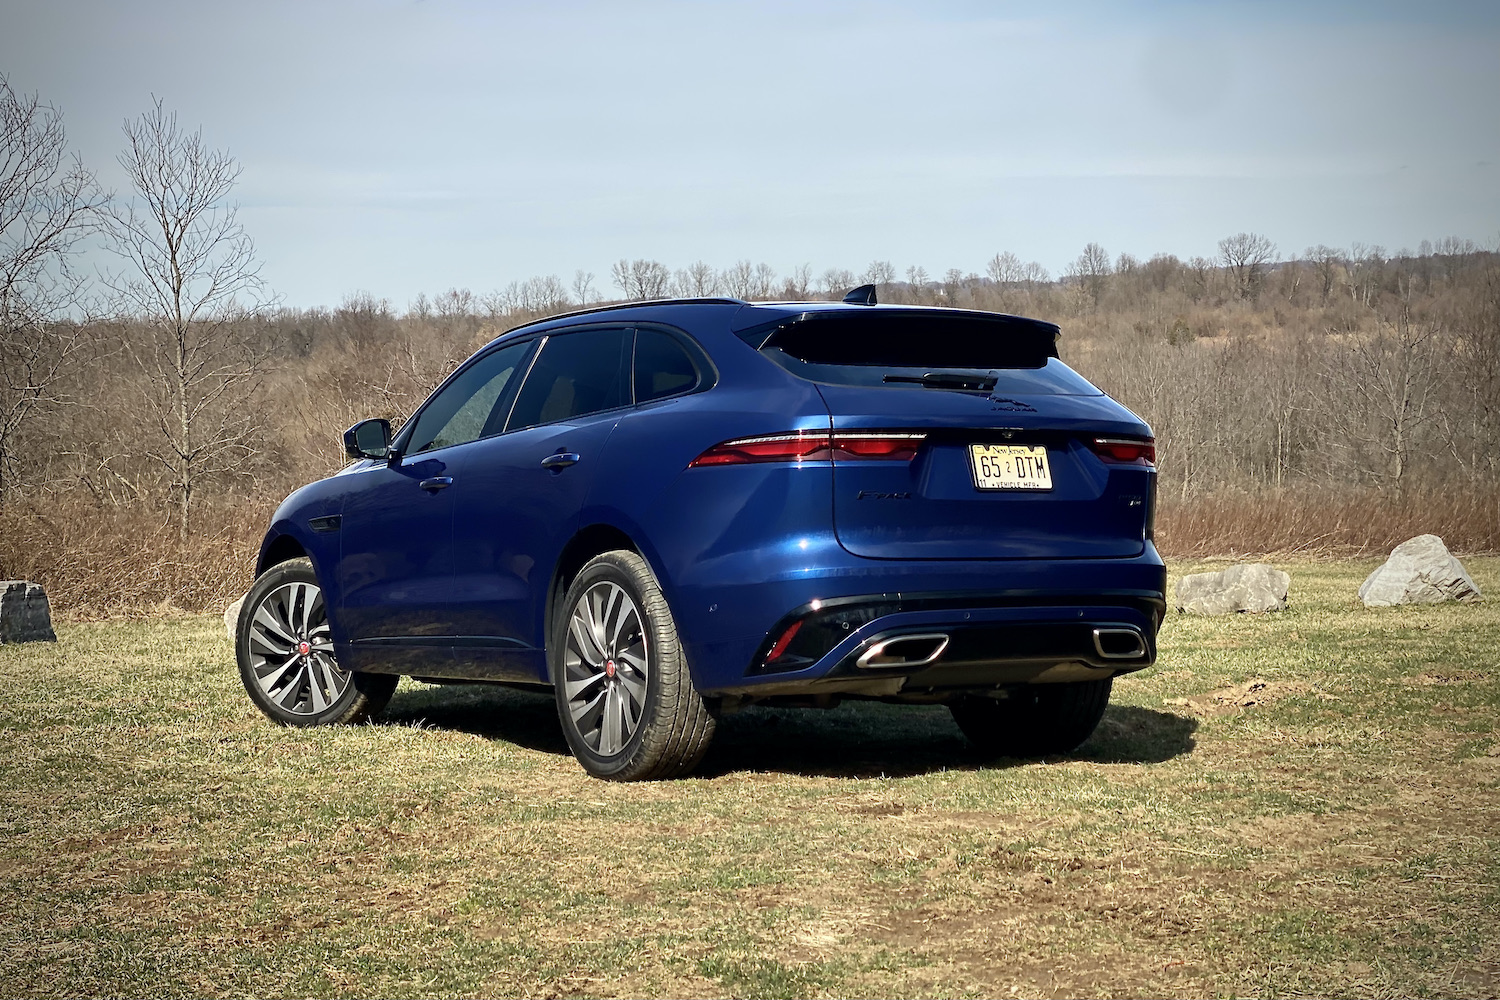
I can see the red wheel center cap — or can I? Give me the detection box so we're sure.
[604,659,616,678]
[298,641,311,656]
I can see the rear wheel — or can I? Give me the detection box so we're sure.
[950,678,1112,757]
[236,557,397,727]
[552,550,715,780]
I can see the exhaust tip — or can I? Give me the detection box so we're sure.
[856,633,950,669]
[1092,627,1146,660]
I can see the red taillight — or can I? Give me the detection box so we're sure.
[831,432,926,462]
[688,432,831,467]
[689,431,926,468]
[1091,437,1156,465]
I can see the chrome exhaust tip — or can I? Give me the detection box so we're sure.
[856,633,951,669]
[1092,627,1146,660]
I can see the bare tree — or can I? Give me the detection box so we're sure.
[1071,242,1112,308]
[334,290,395,350]
[0,78,105,498]
[528,275,570,314]
[1218,232,1277,300]
[720,259,754,299]
[1020,260,1050,287]
[818,267,855,298]
[675,260,717,297]
[106,99,271,540]
[1344,243,1385,308]
[861,260,896,290]
[1319,311,1447,497]
[1304,245,1343,305]
[987,251,1024,285]
[611,258,670,300]
[432,286,480,342]
[571,269,595,306]
[1442,253,1500,480]
[783,262,812,299]
[407,291,432,321]
[1184,256,1215,302]
[750,261,777,300]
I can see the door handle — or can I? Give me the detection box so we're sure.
[419,476,453,492]
[540,452,581,470]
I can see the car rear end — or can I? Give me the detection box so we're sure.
[656,303,1165,705]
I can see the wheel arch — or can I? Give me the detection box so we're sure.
[256,531,310,577]
[545,523,643,651]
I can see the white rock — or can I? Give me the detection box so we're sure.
[0,581,57,642]
[1359,534,1481,607]
[1176,563,1290,615]
[224,593,247,642]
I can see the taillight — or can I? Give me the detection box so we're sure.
[688,432,831,467]
[1091,437,1155,465]
[690,431,926,467]
[831,432,926,461]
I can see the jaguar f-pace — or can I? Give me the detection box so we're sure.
[235,288,1166,779]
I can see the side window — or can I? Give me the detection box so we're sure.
[507,327,631,431]
[405,340,532,454]
[633,329,700,403]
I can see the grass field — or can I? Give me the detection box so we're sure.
[1,559,1497,999]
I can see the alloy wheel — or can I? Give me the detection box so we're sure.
[562,580,650,757]
[245,582,349,716]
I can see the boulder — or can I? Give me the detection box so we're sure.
[0,581,57,643]
[1359,534,1481,607]
[224,593,247,642]
[1176,563,1290,615]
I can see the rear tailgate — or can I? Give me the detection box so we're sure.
[820,380,1154,560]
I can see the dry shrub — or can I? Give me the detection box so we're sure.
[1157,487,1500,558]
[0,496,275,619]
[3,487,1494,619]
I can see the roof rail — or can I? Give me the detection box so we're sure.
[500,296,749,334]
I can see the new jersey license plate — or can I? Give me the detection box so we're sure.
[968,444,1053,491]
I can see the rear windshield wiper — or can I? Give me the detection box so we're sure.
[882,371,998,392]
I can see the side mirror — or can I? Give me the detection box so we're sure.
[344,418,393,460]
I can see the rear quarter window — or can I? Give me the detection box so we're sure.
[633,329,700,403]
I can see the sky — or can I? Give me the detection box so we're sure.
[3,0,1498,309]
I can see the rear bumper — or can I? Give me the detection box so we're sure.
[667,539,1167,697]
[702,593,1162,699]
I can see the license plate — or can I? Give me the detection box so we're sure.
[968,444,1052,491]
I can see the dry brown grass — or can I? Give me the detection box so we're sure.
[1156,487,1500,558]
[0,495,273,618]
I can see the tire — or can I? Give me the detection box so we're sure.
[950,678,1113,758]
[551,550,715,780]
[236,557,397,727]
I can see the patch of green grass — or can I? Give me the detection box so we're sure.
[1,558,1497,997]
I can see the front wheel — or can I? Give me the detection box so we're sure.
[552,550,715,780]
[950,678,1113,758]
[236,557,397,727]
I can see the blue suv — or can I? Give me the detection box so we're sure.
[235,290,1166,779]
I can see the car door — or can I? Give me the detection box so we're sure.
[336,338,535,673]
[447,325,632,681]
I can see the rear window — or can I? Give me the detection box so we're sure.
[743,312,1059,368]
[738,311,1100,396]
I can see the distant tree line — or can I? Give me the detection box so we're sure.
[3,77,1498,556]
